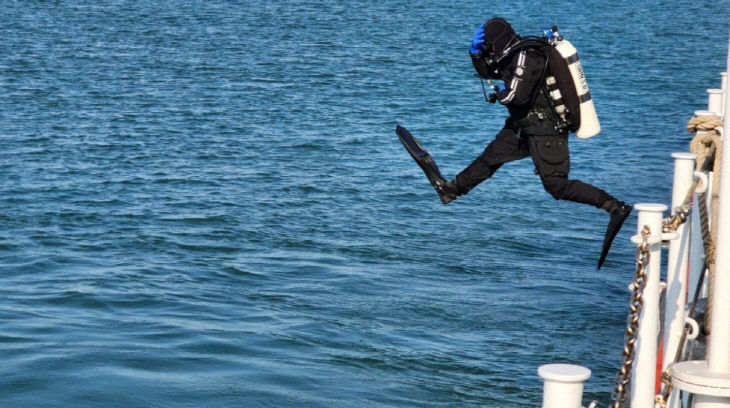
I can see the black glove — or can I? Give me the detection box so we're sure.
[491,85,508,104]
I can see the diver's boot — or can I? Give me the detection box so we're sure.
[597,200,633,270]
[395,125,457,205]
[434,179,458,204]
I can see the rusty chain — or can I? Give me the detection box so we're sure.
[662,207,690,233]
[655,372,672,408]
[609,226,652,408]
[662,153,715,234]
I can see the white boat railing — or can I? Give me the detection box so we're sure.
[664,152,696,375]
[670,38,730,408]
[538,36,730,408]
[631,203,668,408]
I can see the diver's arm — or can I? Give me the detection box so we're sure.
[497,50,544,106]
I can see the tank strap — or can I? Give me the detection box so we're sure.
[541,83,570,132]
[530,48,550,107]
[503,37,566,132]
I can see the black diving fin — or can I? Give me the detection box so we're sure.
[395,125,456,204]
[597,202,633,270]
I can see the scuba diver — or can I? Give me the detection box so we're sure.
[396,17,632,269]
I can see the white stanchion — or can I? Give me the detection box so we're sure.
[710,89,724,116]
[630,203,667,408]
[708,34,730,375]
[696,396,730,408]
[673,359,730,403]
[664,153,697,373]
[538,364,590,408]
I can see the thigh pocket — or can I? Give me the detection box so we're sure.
[536,139,569,164]
[532,137,570,177]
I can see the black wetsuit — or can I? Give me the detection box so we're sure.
[455,47,611,208]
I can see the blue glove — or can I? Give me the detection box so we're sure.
[488,85,507,104]
[469,25,485,54]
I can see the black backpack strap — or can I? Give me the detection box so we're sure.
[527,46,551,107]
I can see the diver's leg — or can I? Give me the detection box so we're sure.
[540,177,611,208]
[526,134,612,207]
[453,127,530,196]
[540,176,632,269]
[527,134,632,269]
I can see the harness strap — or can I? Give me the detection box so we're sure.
[514,107,553,129]
[507,39,569,132]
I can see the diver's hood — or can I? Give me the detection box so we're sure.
[482,18,519,57]
[471,17,521,79]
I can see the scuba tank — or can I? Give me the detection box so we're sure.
[543,27,601,138]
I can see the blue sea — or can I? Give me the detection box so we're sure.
[2,1,729,407]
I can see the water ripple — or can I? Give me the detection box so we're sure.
[2,0,730,406]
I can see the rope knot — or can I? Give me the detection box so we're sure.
[689,115,723,173]
[686,114,723,135]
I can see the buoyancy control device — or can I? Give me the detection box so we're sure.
[495,26,601,138]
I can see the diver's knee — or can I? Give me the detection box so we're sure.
[542,177,569,200]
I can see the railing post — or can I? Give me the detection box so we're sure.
[664,153,697,373]
[709,89,724,116]
[707,33,730,376]
[538,364,590,408]
[630,203,667,408]
[672,38,730,408]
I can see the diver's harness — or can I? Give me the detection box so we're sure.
[514,105,561,131]
[479,34,571,134]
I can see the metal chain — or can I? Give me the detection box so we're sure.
[661,177,697,233]
[663,207,690,233]
[663,153,715,234]
[610,226,652,408]
[655,369,672,408]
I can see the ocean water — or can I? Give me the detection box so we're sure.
[2,1,730,407]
